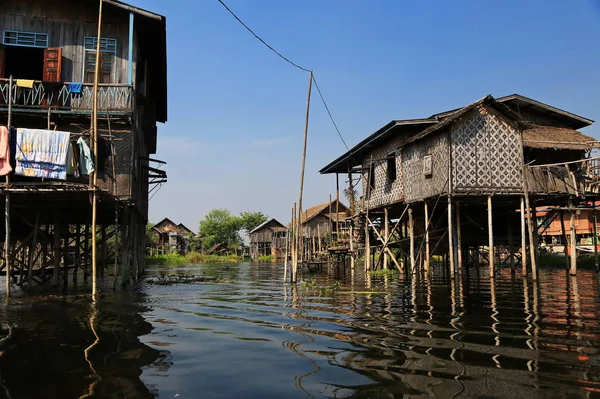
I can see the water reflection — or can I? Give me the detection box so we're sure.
[1,263,600,398]
[0,290,170,399]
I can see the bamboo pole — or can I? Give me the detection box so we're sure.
[335,175,340,237]
[424,201,430,274]
[284,206,291,283]
[349,223,354,269]
[90,0,104,302]
[524,193,537,280]
[569,200,577,276]
[292,202,297,282]
[593,206,599,273]
[456,202,462,273]
[383,207,389,270]
[520,197,527,275]
[329,193,333,242]
[4,76,13,298]
[364,210,370,272]
[293,71,313,283]
[488,196,495,278]
[448,196,455,278]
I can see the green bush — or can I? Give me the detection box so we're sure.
[146,252,242,266]
[257,255,275,262]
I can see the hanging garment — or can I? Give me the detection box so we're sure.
[68,82,83,94]
[15,128,70,180]
[16,80,35,89]
[77,136,95,175]
[68,142,80,178]
[0,127,13,176]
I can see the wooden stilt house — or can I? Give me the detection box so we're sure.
[248,218,287,261]
[320,94,598,276]
[0,0,168,290]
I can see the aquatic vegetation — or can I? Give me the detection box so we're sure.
[369,269,398,276]
[257,255,275,262]
[146,252,242,266]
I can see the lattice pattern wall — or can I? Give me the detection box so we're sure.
[362,135,404,210]
[402,131,449,202]
[451,106,522,193]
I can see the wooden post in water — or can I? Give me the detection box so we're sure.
[364,211,370,272]
[456,202,463,273]
[424,201,431,274]
[292,202,298,283]
[508,215,515,272]
[5,76,13,298]
[335,175,340,237]
[447,196,455,278]
[593,206,599,273]
[560,211,569,270]
[293,71,313,283]
[52,218,60,287]
[520,197,527,275]
[90,0,104,302]
[409,206,415,274]
[569,200,577,276]
[349,223,354,269]
[383,207,389,270]
[488,196,495,278]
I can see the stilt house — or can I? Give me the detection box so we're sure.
[248,218,287,261]
[151,218,194,255]
[320,94,598,275]
[0,0,167,288]
[299,200,350,244]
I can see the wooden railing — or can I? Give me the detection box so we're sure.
[526,156,600,196]
[0,79,133,112]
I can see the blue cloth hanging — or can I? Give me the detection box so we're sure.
[68,82,83,94]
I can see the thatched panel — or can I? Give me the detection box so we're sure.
[362,134,405,210]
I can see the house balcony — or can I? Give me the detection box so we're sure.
[0,79,133,116]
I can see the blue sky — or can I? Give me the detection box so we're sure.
[130,0,600,232]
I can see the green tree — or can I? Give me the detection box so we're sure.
[199,209,241,251]
[239,211,269,235]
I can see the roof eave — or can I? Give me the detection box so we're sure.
[497,94,594,128]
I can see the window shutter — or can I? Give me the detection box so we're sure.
[43,48,62,82]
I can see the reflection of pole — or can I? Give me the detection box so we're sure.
[79,304,101,399]
[91,0,104,303]
[293,71,313,282]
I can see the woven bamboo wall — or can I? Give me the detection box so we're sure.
[450,106,522,193]
[361,135,405,210]
[402,131,449,203]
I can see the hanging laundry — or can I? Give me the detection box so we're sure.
[16,79,35,89]
[15,128,70,180]
[77,136,95,175]
[69,82,83,94]
[65,142,80,178]
[0,127,13,176]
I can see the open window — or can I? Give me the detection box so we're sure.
[0,31,61,82]
[387,152,397,183]
[83,37,117,83]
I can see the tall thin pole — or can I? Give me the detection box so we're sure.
[284,206,291,283]
[488,196,495,278]
[569,200,577,276]
[520,197,527,275]
[383,207,389,270]
[5,76,12,298]
[448,196,455,278]
[91,0,103,302]
[424,201,430,274]
[456,202,462,273]
[409,205,415,274]
[293,70,313,282]
[593,205,599,273]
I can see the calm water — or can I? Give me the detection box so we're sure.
[0,263,599,398]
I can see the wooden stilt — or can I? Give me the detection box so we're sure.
[52,219,60,287]
[508,215,515,272]
[569,200,577,276]
[336,174,340,236]
[63,226,68,292]
[383,207,389,270]
[424,201,430,274]
[520,197,527,275]
[593,206,599,273]
[349,223,354,269]
[448,196,455,278]
[524,193,538,280]
[292,202,297,283]
[5,75,13,298]
[409,206,415,274]
[456,202,463,273]
[560,210,569,270]
[532,201,539,267]
[488,196,495,278]
[74,224,81,283]
[84,224,90,283]
[27,213,40,287]
[364,211,370,272]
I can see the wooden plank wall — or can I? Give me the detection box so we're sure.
[0,0,135,84]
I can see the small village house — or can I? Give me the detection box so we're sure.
[248,218,287,261]
[150,218,195,255]
[320,94,598,276]
[295,200,350,258]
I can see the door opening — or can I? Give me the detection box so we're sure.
[5,45,44,80]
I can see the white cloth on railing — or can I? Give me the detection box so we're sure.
[15,128,70,180]
[77,137,95,175]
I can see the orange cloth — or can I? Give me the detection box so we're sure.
[0,126,13,176]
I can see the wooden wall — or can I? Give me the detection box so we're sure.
[0,0,136,83]
[303,214,331,238]
[450,105,523,194]
[361,134,405,210]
